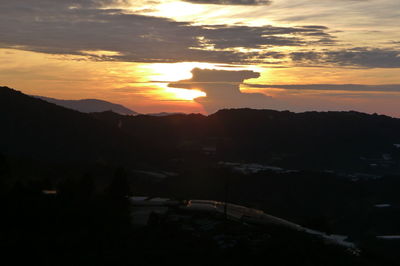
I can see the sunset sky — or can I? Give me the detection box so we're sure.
[1,0,400,116]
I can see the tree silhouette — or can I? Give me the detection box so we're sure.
[0,153,8,176]
[106,167,130,199]
[0,153,8,195]
[78,173,95,201]
[57,177,78,201]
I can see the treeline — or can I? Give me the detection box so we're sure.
[0,166,134,265]
[0,168,391,266]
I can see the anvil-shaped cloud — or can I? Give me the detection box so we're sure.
[169,68,273,113]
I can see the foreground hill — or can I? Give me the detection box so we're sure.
[1,86,400,265]
[92,108,400,172]
[0,86,136,162]
[35,96,138,115]
[2,86,400,172]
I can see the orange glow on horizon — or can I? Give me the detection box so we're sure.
[2,48,400,117]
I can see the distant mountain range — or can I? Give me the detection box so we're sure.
[35,95,184,116]
[35,96,138,115]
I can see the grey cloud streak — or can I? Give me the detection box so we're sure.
[201,25,335,49]
[291,48,400,68]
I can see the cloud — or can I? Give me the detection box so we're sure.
[0,0,335,64]
[182,0,272,5]
[4,0,397,69]
[291,48,400,68]
[200,24,335,49]
[167,68,400,116]
[244,83,400,92]
[169,68,274,113]
[188,67,260,82]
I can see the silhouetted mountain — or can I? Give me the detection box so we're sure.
[0,87,136,162]
[2,86,400,172]
[35,95,137,115]
[92,108,400,172]
[2,86,400,265]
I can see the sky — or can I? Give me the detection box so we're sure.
[1,0,400,116]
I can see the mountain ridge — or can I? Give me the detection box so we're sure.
[2,86,400,172]
[35,95,138,115]
[0,86,137,162]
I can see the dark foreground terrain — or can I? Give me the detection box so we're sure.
[1,86,400,265]
[0,176,395,266]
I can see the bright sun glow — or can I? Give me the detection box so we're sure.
[141,1,274,26]
[146,2,206,22]
[80,50,122,57]
[145,62,217,82]
[165,87,206,101]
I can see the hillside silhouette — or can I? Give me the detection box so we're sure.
[92,107,400,172]
[36,96,138,115]
[2,86,400,172]
[0,86,137,162]
[2,86,400,265]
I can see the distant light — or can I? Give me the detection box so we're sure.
[42,190,57,195]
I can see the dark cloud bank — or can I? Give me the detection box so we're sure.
[0,0,399,67]
[0,0,337,65]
